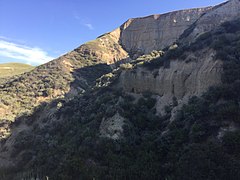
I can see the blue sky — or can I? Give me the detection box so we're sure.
[0,0,225,65]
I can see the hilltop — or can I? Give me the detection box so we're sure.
[0,62,34,82]
[0,63,34,84]
[0,63,34,78]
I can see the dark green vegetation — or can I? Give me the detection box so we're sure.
[0,18,240,180]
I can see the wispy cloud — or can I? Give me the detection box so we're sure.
[73,13,94,30]
[84,23,94,30]
[0,39,54,65]
[74,15,81,20]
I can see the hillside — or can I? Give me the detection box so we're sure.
[0,4,209,136]
[0,63,34,85]
[0,63,34,77]
[0,0,240,179]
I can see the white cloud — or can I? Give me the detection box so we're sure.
[0,39,54,65]
[84,23,94,30]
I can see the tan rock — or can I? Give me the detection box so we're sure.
[119,49,223,113]
[119,8,211,57]
[77,31,129,64]
[186,0,240,41]
[100,113,125,140]
[67,7,211,64]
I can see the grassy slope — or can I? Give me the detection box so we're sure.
[0,63,34,78]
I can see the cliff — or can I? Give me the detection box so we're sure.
[70,7,210,63]
[68,0,240,64]
[119,8,210,58]
[119,49,222,114]
[117,0,240,113]
[184,0,240,40]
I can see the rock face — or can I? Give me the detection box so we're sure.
[186,0,240,40]
[100,113,125,140]
[116,0,240,113]
[119,8,211,57]
[44,0,240,66]
[119,49,223,113]
[75,0,240,63]
[73,7,211,63]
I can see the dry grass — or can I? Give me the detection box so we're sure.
[0,63,34,78]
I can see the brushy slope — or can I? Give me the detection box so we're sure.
[1,18,240,180]
[0,52,111,124]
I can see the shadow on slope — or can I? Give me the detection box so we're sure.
[0,62,113,179]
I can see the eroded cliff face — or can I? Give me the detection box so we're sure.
[66,0,240,65]
[119,8,211,58]
[119,49,223,113]
[72,7,211,63]
[116,0,240,113]
[186,0,240,40]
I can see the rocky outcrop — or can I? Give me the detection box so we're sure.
[100,113,125,140]
[119,8,211,58]
[119,49,222,113]
[72,7,211,63]
[185,0,240,40]
[52,0,240,65]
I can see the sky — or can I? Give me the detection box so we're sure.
[0,0,226,65]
